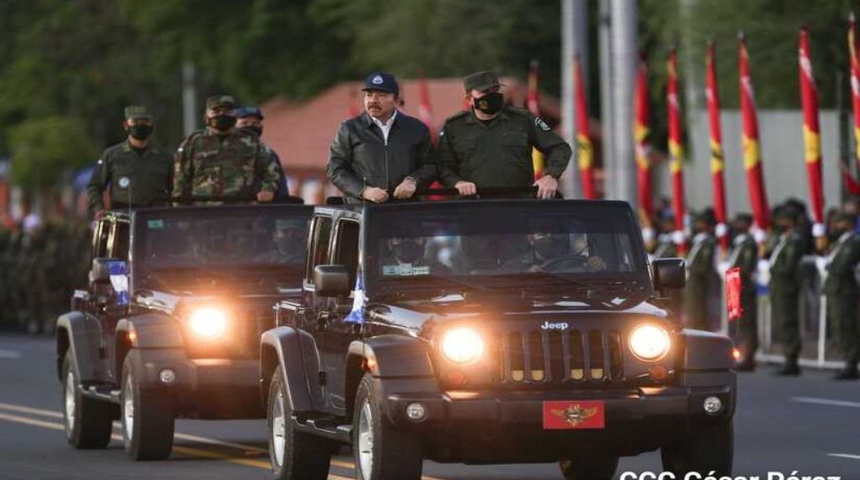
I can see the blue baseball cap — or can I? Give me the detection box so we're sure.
[236,106,264,119]
[361,72,399,96]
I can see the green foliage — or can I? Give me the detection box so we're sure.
[8,116,99,192]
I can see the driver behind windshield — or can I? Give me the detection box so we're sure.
[257,219,307,263]
[502,232,606,273]
[380,236,449,275]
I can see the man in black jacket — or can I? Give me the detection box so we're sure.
[327,72,436,204]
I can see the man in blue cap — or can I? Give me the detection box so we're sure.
[327,72,437,204]
[236,106,289,202]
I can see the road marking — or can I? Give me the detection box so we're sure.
[790,397,860,409]
[0,349,22,359]
[829,453,860,460]
[0,401,443,480]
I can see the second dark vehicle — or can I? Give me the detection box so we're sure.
[260,199,737,480]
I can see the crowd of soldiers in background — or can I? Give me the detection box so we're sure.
[0,217,91,335]
[650,195,860,379]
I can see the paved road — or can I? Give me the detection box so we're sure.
[1,333,858,480]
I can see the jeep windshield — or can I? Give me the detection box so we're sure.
[132,206,310,291]
[365,200,651,302]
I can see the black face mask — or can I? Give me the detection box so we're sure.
[240,125,263,137]
[129,124,153,141]
[392,241,424,264]
[533,236,567,259]
[473,92,504,115]
[209,114,237,132]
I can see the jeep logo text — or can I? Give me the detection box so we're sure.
[540,321,569,330]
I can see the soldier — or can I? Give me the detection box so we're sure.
[257,219,307,264]
[327,72,437,204]
[769,208,805,376]
[822,212,860,380]
[685,209,718,331]
[236,106,290,202]
[728,213,759,371]
[172,95,279,202]
[437,71,571,199]
[87,106,173,214]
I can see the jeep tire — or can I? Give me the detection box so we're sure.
[661,420,733,475]
[120,351,175,460]
[267,366,331,480]
[353,373,423,480]
[62,352,113,449]
[559,455,619,480]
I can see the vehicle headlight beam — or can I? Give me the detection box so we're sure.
[189,307,228,339]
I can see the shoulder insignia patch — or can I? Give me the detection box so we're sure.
[535,117,551,131]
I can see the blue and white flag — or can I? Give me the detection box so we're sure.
[344,275,366,324]
[108,260,129,305]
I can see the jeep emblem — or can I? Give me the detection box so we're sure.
[541,321,569,330]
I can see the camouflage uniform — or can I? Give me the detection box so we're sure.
[173,95,279,201]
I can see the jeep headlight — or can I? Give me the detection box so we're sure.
[629,324,670,361]
[440,328,484,365]
[189,307,228,339]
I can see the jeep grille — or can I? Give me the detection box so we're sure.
[498,329,623,384]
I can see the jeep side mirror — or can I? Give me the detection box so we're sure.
[652,258,685,290]
[314,265,351,297]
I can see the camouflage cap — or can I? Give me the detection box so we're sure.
[206,95,237,110]
[833,211,857,224]
[463,71,501,92]
[124,105,152,120]
[236,106,264,119]
[732,212,754,225]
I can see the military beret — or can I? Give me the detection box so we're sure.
[206,95,237,110]
[463,71,501,92]
[236,106,264,119]
[124,105,152,120]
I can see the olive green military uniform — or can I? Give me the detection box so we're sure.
[86,141,172,213]
[822,232,860,370]
[685,233,718,331]
[728,232,759,364]
[437,106,571,190]
[172,128,279,200]
[769,231,804,363]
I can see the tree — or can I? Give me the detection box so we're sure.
[8,116,99,194]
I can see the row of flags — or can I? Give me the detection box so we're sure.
[345,14,860,252]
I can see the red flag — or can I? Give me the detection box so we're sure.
[348,88,360,118]
[706,41,730,253]
[417,74,437,144]
[527,60,545,179]
[798,28,825,237]
[847,13,860,192]
[739,34,770,236]
[667,48,687,256]
[574,54,595,200]
[634,54,654,221]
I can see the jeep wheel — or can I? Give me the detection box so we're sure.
[120,351,175,460]
[268,366,331,480]
[353,373,423,480]
[661,420,733,475]
[62,352,113,449]
[559,455,619,480]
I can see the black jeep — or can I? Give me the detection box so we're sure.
[260,199,736,480]
[56,204,311,460]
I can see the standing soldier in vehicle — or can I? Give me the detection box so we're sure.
[822,211,860,380]
[685,209,718,331]
[327,72,437,204]
[728,213,759,371]
[173,95,279,202]
[769,208,805,376]
[437,71,571,199]
[87,106,173,214]
[236,106,290,202]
